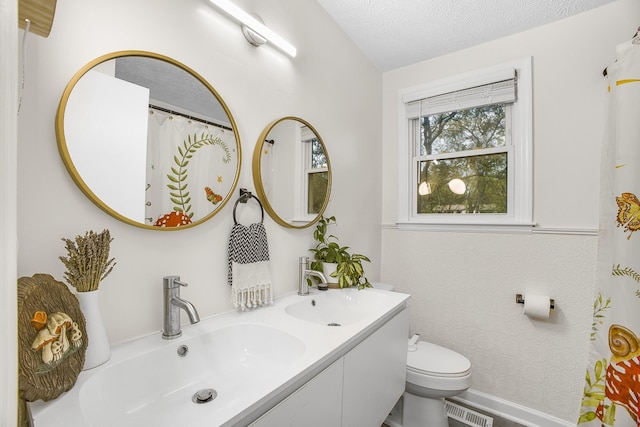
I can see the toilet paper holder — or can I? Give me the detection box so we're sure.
[516,294,555,309]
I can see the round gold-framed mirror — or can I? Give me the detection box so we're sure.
[252,117,331,228]
[55,50,241,230]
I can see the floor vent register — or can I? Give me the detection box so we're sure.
[445,400,494,427]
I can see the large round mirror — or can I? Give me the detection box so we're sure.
[252,117,331,228]
[56,51,241,230]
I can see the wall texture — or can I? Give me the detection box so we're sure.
[2,0,18,424]
[16,0,382,344]
[380,0,640,422]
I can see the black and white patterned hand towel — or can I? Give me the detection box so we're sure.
[227,222,273,310]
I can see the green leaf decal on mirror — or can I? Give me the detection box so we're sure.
[164,132,231,218]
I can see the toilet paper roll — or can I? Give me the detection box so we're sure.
[522,294,551,319]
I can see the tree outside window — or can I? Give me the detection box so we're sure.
[399,58,532,228]
[416,104,508,214]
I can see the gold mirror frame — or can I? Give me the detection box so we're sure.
[55,50,241,230]
[252,117,331,229]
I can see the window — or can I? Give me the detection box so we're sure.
[398,58,532,229]
[298,126,328,219]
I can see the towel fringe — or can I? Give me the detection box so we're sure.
[232,283,273,311]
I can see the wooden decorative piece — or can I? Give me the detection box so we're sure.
[18,274,86,402]
[18,0,57,37]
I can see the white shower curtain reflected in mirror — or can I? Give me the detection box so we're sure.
[579,34,640,427]
[145,108,235,227]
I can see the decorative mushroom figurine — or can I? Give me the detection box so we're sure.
[31,312,76,365]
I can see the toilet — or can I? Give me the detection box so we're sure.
[371,283,472,427]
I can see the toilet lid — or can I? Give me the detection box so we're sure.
[407,341,471,377]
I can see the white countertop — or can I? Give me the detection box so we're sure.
[28,288,410,427]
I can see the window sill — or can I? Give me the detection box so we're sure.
[385,222,598,236]
[393,221,535,234]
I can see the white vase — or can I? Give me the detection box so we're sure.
[76,290,111,370]
[322,262,339,285]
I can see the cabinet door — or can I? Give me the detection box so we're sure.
[342,308,409,427]
[249,359,344,427]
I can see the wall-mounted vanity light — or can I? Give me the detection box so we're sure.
[208,0,297,57]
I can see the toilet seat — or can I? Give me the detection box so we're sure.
[405,341,471,393]
[407,341,471,377]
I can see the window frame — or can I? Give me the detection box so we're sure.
[294,125,328,223]
[397,57,533,230]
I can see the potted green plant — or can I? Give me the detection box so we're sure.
[309,216,372,289]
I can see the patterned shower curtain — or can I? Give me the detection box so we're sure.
[145,108,235,227]
[579,32,640,427]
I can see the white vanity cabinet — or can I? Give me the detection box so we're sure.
[342,307,409,426]
[249,307,409,427]
[248,359,344,427]
[28,290,410,427]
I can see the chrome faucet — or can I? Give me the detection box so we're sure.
[162,276,200,340]
[298,256,329,295]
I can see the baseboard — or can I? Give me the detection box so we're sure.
[452,389,574,427]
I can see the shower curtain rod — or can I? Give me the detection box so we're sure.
[603,26,640,77]
[149,104,233,131]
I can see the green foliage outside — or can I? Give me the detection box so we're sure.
[418,104,508,214]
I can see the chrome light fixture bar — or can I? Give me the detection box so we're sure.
[208,0,297,58]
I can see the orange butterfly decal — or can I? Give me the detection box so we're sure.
[204,186,223,205]
[615,192,640,240]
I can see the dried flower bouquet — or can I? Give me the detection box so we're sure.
[59,229,116,292]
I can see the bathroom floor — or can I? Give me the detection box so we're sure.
[448,417,526,427]
[381,399,527,427]
[383,416,525,427]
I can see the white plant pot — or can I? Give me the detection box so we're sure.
[322,262,339,285]
[76,290,111,370]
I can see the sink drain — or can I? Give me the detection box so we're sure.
[192,388,217,404]
[177,345,189,357]
[327,322,341,327]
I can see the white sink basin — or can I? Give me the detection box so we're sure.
[29,290,409,427]
[78,323,305,427]
[285,288,390,326]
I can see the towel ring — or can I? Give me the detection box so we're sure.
[233,188,264,224]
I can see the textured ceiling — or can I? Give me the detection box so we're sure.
[316,0,619,71]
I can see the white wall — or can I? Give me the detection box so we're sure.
[16,0,382,346]
[1,0,18,424]
[381,0,639,422]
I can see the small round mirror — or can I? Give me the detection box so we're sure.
[56,51,241,230]
[252,117,331,228]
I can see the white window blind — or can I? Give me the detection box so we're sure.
[406,76,517,119]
